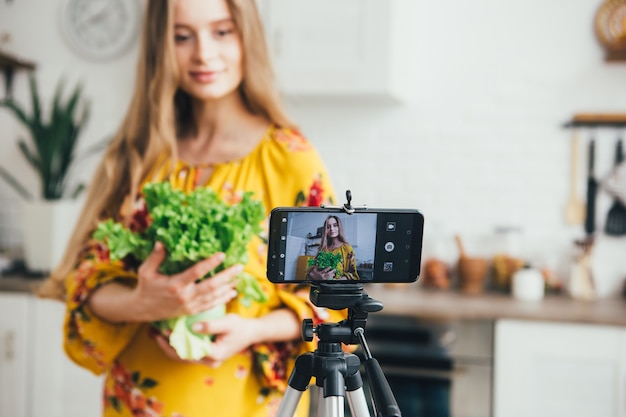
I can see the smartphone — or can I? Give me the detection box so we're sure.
[267,207,424,284]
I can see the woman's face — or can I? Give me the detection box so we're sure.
[326,217,340,239]
[173,0,243,101]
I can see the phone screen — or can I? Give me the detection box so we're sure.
[267,207,424,283]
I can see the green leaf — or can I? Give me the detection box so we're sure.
[0,73,91,199]
[140,378,158,389]
[109,397,121,412]
[168,315,213,361]
[0,165,33,200]
[164,305,227,360]
[236,272,268,307]
[0,98,31,128]
[70,183,85,199]
[93,219,150,261]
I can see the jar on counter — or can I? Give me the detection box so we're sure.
[512,265,544,301]
[489,226,525,291]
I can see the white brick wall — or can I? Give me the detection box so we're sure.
[1,0,625,292]
[284,0,626,285]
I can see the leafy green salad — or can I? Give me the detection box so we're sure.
[307,250,343,279]
[93,181,268,360]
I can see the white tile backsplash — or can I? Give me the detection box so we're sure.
[0,198,22,250]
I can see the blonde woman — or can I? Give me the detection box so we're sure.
[37,1,342,416]
[307,215,360,281]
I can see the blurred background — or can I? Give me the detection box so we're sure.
[2,1,626,417]
[2,0,626,278]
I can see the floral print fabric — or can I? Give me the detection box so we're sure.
[63,126,344,417]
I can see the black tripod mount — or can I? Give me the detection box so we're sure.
[276,283,402,417]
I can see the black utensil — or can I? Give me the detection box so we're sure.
[604,138,626,236]
[584,139,597,236]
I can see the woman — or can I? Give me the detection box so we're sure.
[307,215,360,281]
[37,1,344,416]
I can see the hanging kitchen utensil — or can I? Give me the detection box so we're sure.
[584,138,598,237]
[604,137,626,235]
[603,150,626,206]
[564,130,585,225]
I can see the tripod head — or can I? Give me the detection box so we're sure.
[302,283,383,345]
[299,283,401,417]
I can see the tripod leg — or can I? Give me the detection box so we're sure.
[276,386,305,417]
[346,388,371,417]
[277,354,315,417]
[344,367,370,417]
[320,396,345,417]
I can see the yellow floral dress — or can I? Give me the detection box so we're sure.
[327,244,359,280]
[307,244,359,281]
[64,126,346,417]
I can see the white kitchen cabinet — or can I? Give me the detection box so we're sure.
[0,293,31,417]
[494,319,626,417]
[29,298,103,417]
[259,0,417,102]
[0,293,102,417]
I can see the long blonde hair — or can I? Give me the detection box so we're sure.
[38,0,294,300]
[318,216,349,253]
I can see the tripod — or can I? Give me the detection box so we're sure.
[276,283,402,417]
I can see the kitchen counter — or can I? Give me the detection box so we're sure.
[364,284,626,327]
[0,275,43,294]
[2,275,626,326]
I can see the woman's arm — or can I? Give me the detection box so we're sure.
[159,308,300,367]
[193,308,300,345]
[251,308,301,343]
[306,265,336,280]
[88,243,241,323]
[342,245,359,280]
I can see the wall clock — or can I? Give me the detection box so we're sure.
[595,0,626,60]
[59,0,141,61]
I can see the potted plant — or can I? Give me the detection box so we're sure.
[0,73,98,272]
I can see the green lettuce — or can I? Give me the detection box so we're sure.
[93,181,268,360]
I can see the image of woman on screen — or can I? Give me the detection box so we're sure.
[306,215,360,280]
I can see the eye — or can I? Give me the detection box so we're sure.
[215,28,234,37]
[174,32,192,43]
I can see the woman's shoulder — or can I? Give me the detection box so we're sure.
[257,125,328,175]
[256,125,335,207]
[262,125,318,156]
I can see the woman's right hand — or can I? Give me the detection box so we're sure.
[130,242,240,322]
[307,266,336,280]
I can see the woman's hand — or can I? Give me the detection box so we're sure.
[307,266,336,280]
[196,314,258,367]
[154,315,260,368]
[87,242,240,323]
[156,309,301,368]
[131,242,241,322]
[154,324,247,368]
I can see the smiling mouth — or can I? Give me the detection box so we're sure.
[189,70,222,83]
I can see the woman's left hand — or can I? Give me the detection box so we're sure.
[155,314,257,367]
[191,314,258,367]
[155,309,300,367]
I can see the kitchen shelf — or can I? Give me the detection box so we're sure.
[0,49,36,98]
[563,113,626,128]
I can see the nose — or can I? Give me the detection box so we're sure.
[194,31,219,62]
